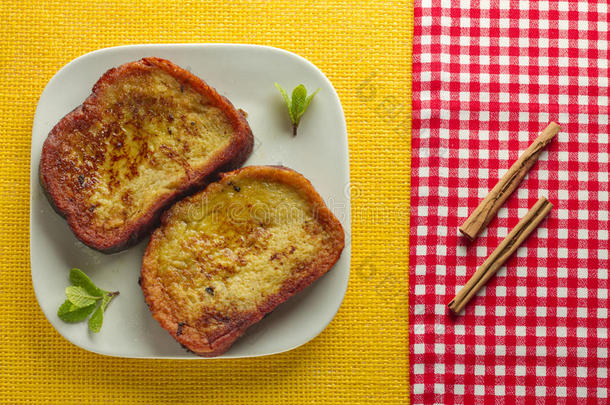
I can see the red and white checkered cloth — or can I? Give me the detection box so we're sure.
[410,1,609,403]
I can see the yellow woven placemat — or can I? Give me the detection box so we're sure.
[0,1,412,403]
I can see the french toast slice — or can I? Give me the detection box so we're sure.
[140,166,345,356]
[40,57,253,252]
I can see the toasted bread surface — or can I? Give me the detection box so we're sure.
[141,166,345,356]
[40,57,253,252]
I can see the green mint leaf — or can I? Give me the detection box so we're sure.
[275,83,319,136]
[291,85,307,124]
[57,300,97,322]
[65,285,102,308]
[69,268,105,296]
[274,83,294,123]
[88,305,104,333]
[58,268,119,330]
[298,88,320,121]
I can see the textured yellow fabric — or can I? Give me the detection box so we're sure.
[0,1,412,403]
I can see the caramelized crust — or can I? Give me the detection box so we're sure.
[40,57,253,252]
[140,166,345,356]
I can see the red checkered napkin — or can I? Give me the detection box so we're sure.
[410,1,609,403]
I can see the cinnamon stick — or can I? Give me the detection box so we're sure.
[459,122,560,241]
[449,196,552,315]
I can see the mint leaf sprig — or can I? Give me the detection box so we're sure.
[274,83,319,136]
[57,268,119,333]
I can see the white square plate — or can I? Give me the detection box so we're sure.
[30,44,350,358]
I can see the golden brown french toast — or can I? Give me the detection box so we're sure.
[40,57,253,252]
[140,166,345,356]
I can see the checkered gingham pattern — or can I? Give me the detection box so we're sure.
[410,1,609,403]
